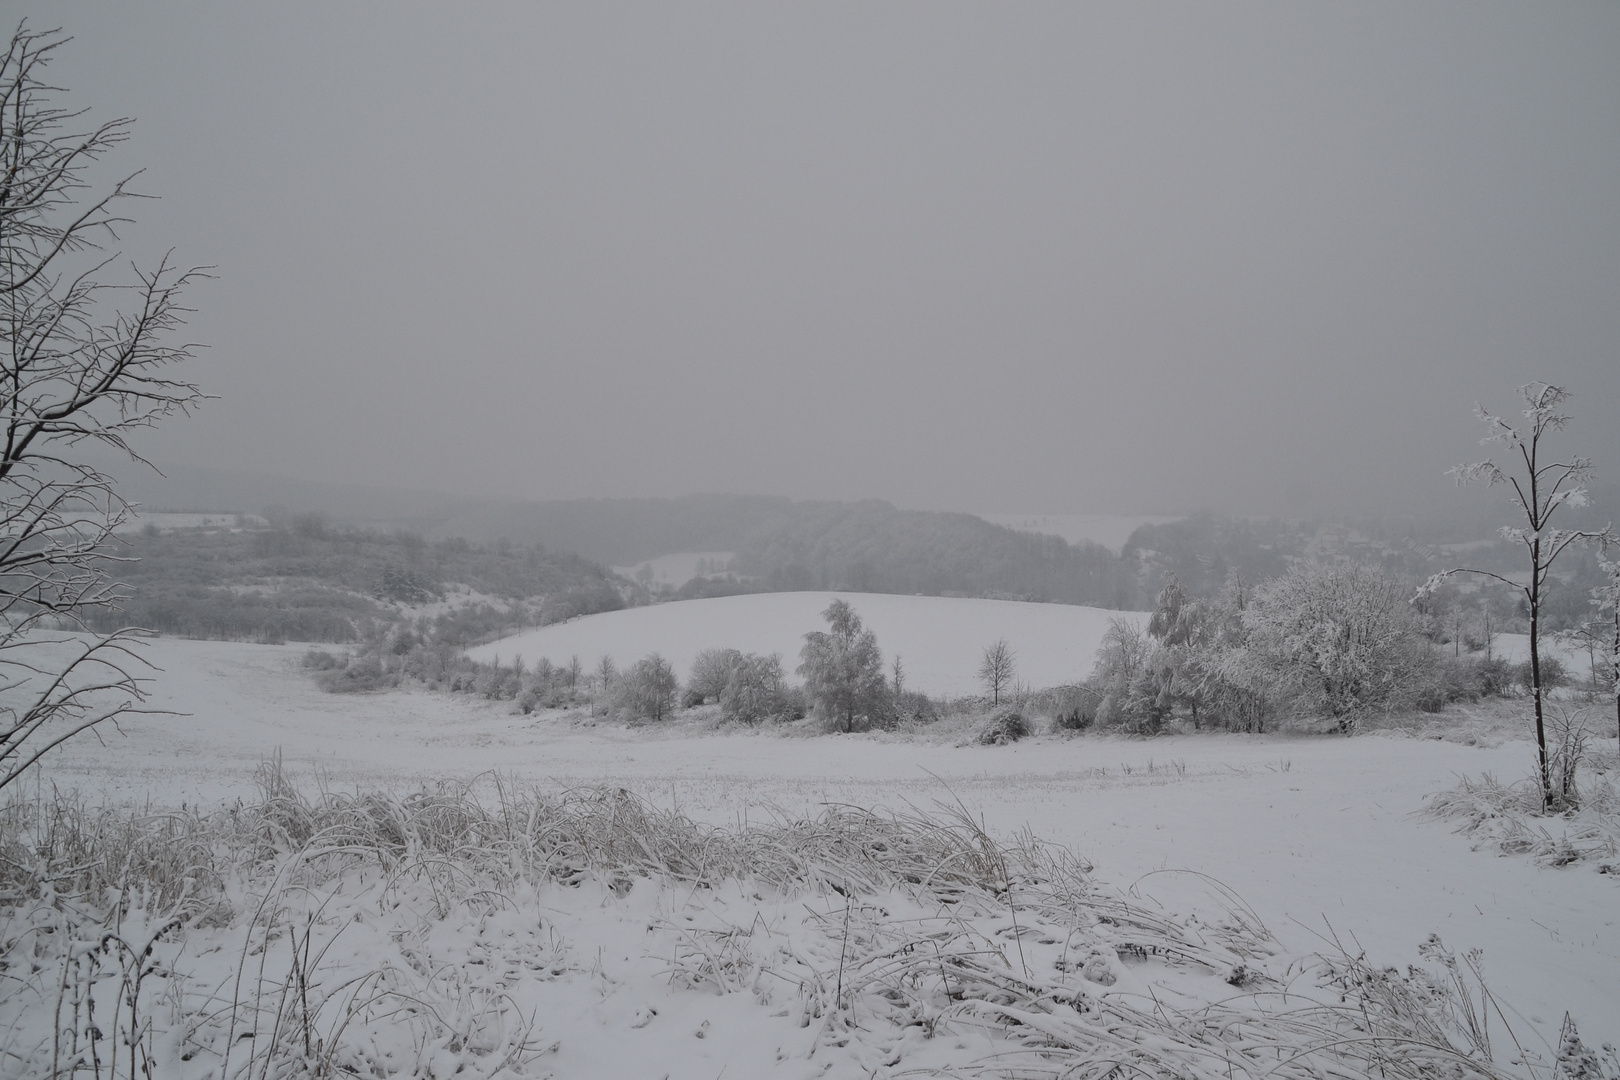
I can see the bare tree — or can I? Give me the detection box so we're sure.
[0,24,207,791]
[978,638,1015,706]
[1422,384,1614,808]
[594,654,616,693]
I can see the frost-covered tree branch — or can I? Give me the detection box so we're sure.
[0,22,207,789]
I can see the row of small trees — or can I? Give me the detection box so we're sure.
[423,599,919,729]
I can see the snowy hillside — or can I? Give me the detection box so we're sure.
[468,592,1141,694]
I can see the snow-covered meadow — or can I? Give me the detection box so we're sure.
[7,634,1615,1078]
[973,513,1183,552]
[468,592,1136,696]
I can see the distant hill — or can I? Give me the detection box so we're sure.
[435,495,1143,608]
[91,517,630,644]
[100,462,1619,627]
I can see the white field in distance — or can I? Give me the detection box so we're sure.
[114,511,269,533]
[975,513,1182,552]
[469,592,1142,696]
[610,550,735,587]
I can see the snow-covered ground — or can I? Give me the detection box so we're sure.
[610,550,736,587]
[1488,631,1603,675]
[468,592,1138,695]
[974,513,1183,552]
[112,510,266,532]
[28,636,1619,1060]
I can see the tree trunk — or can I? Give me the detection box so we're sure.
[1529,543,1551,809]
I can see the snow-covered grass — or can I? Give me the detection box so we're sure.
[1424,767,1620,869]
[14,637,1620,1071]
[3,761,1584,1080]
[468,592,1140,695]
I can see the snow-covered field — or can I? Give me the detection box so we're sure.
[974,513,1183,552]
[17,636,1617,1072]
[610,550,735,587]
[1487,632,1602,676]
[114,510,266,533]
[469,592,1137,695]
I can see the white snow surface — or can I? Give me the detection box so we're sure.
[1486,632,1598,672]
[114,510,265,532]
[26,636,1620,1061]
[975,512,1183,551]
[468,591,1137,694]
[610,550,735,586]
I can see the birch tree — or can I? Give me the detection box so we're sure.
[798,599,889,732]
[1421,384,1614,808]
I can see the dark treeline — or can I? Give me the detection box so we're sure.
[75,501,1611,650]
[83,514,628,644]
[434,494,791,567]
[441,495,1140,606]
[726,502,1138,607]
[430,494,1611,620]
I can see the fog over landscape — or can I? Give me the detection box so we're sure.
[6,7,1620,1079]
[30,2,1620,519]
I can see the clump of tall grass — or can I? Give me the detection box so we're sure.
[1424,772,1620,868]
[1,764,1602,1079]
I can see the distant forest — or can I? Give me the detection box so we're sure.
[425,494,1608,623]
[87,513,629,644]
[91,495,1612,647]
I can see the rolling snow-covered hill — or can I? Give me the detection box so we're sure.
[469,591,1142,695]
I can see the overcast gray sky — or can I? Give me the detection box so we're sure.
[28,2,1620,517]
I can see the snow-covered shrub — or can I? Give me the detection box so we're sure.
[300,647,343,671]
[976,709,1029,745]
[1089,617,1164,733]
[893,689,940,725]
[1035,684,1100,731]
[688,647,743,703]
[717,652,787,724]
[610,653,679,722]
[316,652,398,693]
[1514,655,1566,694]
[1242,561,1431,732]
